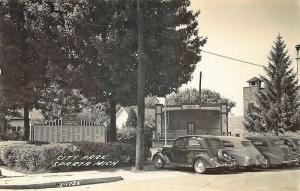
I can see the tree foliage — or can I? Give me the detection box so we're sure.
[0,0,206,142]
[79,0,206,142]
[126,107,137,128]
[0,0,89,139]
[244,35,300,134]
[166,88,235,109]
[145,96,159,108]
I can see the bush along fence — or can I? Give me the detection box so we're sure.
[0,141,151,173]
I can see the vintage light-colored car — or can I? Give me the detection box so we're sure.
[152,135,237,174]
[280,137,300,164]
[217,136,266,168]
[246,136,298,167]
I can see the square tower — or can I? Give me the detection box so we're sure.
[243,77,263,118]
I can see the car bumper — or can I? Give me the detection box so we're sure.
[215,161,237,168]
[282,159,298,165]
[238,158,264,167]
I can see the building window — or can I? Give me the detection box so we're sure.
[187,122,195,135]
[248,103,255,113]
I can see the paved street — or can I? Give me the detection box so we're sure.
[7,166,299,191]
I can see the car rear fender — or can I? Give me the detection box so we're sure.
[152,152,171,165]
[193,153,214,167]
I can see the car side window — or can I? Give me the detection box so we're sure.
[174,138,186,147]
[223,141,234,148]
[283,140,293,147]
[187,138,203,148]
[252,139,267,147]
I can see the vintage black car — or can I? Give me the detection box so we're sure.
[152,135,237,174]
[280,137,300,164]
[246,136,298,167]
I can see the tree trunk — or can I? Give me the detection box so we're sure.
[23,104,30,140]
[135,0,145,171]
[108,100,117,142]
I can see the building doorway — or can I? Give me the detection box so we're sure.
[187,122,195,135]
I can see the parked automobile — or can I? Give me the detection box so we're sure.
[218,136,265,168]
[280,137,300,164]
[152,135,237,174]
[245,136,298,167]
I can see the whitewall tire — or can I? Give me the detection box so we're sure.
[194,158,207,174]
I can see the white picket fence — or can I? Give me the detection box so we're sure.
[30,119,106,143]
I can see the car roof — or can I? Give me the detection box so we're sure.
[280,136,300,140]
[245,136,281,141]
[217,136,250,142]
[176,135,218,139]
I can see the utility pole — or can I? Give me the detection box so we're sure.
[135,0,145,171]
[0,69,2,99]
[296,44,300,82]
[199,71,202,105]
[164,98,167,145]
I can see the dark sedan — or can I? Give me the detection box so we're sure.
[152,135,237,174]
[246,136,298,167]
[280,137,300,164]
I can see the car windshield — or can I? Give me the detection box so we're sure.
[241,141,253,147]
[272,140,284,146]
[207,138,222,147]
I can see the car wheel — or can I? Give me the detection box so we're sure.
[261,158,270,169]
[153,156,164,169]
[194,158,207,174]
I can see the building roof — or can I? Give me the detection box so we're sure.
[246,77,262,83]
[116,106,155,121]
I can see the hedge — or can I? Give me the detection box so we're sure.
[0,142,78,172]
[0,141,151,172]
[243,131,300,137]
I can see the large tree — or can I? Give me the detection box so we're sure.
[0,0,90,139]
[80,0,206,142]
[244,35,299,134]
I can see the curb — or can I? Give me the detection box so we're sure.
[0,176,123,189]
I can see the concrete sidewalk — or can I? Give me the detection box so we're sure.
[0,165,193,189]
[0,167,123,189]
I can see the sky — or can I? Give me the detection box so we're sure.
[176,0,300,116]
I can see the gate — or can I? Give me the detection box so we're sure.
[30,118,106,143]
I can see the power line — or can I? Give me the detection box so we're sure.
[201,50,264,68]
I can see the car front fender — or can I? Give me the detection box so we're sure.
[152,152,171,165]
[261,152,282,165]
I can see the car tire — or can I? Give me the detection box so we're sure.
[153,155,164,169]
[194,158,207,174]
[261,158,270,169]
